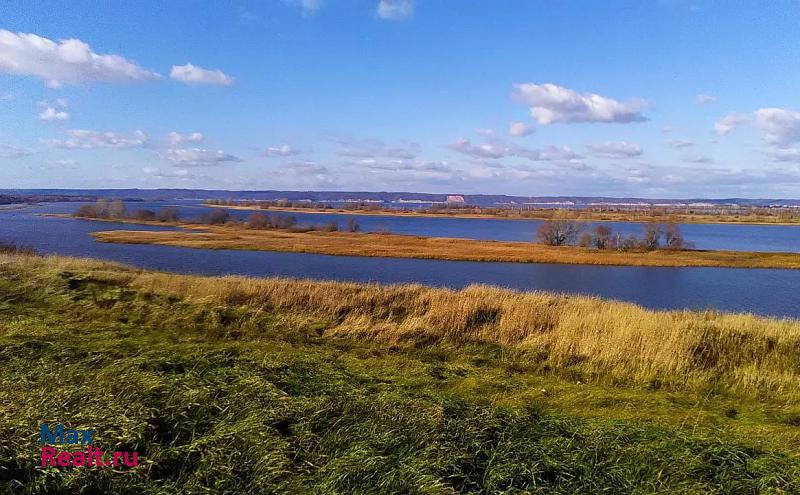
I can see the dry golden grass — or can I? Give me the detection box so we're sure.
[209,202,800,226]
[91,224,800,269]
[6,251,800,400]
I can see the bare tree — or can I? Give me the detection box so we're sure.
[642,222,662,250]
[592,224,614,249]
[132,209,156,221]
[535,219,582,246]
[663,222,684,249]
[346,218,361,233]
[108,199,127,219]
[246,213,270,229]
[208,209,231,225]
[156,207,180,223]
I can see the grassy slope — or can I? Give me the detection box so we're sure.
[1,253,799,493]
[90,224,800,269]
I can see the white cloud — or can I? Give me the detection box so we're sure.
[167,131,204,146]
[767,147,800,163]
[515,145,582,162]
[512,83,647,124]
[586,141,643,159]
[38,106,69,121]
[43,129,147,149]
[170,63,234,86]
[377,0,414,20]
[0,30,160,87]
[165,148,241,167]
[262,144,302,157]
[447,137,505,158]
[283,0,322,14]
[283,161,327,175]
[142,167,196,179]
[0,145,32,158]
[475,128,495,137]
[38,100,69,121]
[447,137,582,163]
[509,122,533,137]
[661,126,674,133]
[336,138,420,159]
[714,113,749,136]
[684,155,714,164]
[46,159,78,167]
[752,108,800,146]
[664,139,694,148]
[696,94,716,105]
[715,107,800,146]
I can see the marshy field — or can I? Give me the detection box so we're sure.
[1,249,799,493]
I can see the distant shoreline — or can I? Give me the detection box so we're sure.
[203,202,800,227]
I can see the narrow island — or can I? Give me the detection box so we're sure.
[60,200,800,269]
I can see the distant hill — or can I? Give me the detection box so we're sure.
[2,188,799,207]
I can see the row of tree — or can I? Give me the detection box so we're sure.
[74,200,180,223]
[73,200,362,233]
[535,220,688,250]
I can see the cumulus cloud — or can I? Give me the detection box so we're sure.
[508,122,533,137]
[38,106,69,121]
[586,141,643,159]
[512,83,647,124]
[43,129,147,149]
[167,131,204,146]
[0,30,160,87]
[164,148,241,167]
[714,113,749,136]
[752,108,800,146]
[696,94,716,105]
[663,139,694,148]
[336,138,420,159]
[0,145,32,158]
[475,128,495,137]
[262,144,302,157]
[715,107,800,149]
[377,0,414,20]
[170,63,234,86]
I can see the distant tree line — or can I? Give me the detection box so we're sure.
[73,200,362,233]
[75,199,179,223]
[535,216,690,251]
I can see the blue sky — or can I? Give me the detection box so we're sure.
[1,0,800,198]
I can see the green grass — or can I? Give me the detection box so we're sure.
[0,255,799,493]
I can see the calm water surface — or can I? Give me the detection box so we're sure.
[1,201,798,318]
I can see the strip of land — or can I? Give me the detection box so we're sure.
[206,202,800,226]
[90,223,800,269]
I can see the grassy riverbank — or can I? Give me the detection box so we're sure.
[207,202,800,226]
[90,223,800,269]
[1,252,799,492]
